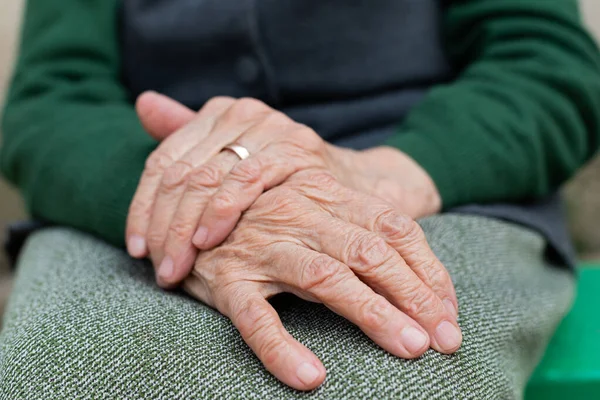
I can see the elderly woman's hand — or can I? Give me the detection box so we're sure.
[181,169,460,391]
[126,92,442,287]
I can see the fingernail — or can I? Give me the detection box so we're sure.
[158,256,174,281]
[443,299,458,320]
[400,326,428,354]
[296,362,320,386]
[127,235,146,258]
[435,321,462,352]
[193,226,208,247]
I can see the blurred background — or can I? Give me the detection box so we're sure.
[0,0,599,321]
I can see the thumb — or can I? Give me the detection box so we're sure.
[135,91,196,141]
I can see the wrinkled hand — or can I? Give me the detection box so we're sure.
[182,169,460,391]
[126,92,441,288]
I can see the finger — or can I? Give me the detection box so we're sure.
[160,151,240,287]
[126,97,235,259]
[287,173,460,352]
[136,91,196,140]
[270,243,431,359]
[325,191,459,320]
[292,173,459,320]
[378,214,459,319]
[170,97,274,175]
[311,214,461,354]
[194,136,325,250]
[147,101,272,269]
[222,285,326,391]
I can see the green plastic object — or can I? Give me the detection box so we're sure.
[525,264,600,400]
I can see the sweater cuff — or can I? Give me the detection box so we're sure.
[385,129,476,210]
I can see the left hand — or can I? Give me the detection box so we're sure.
[126,92,441,287]
[180,168,460,390]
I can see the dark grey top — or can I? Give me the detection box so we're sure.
[119,0,575,267]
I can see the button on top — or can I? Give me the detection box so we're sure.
[236,56,261,84]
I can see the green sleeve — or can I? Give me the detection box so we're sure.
[0,0,153,246]
[386,0,600,208]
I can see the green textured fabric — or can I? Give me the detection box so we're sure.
[388,0,600,207]
[2,0,600,248]
[0,215,574,399]
[0,0,152,247]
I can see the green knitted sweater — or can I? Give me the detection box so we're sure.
[2,0,600,247]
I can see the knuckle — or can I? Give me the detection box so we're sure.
[168,219,197,243]
[161,162,193,190]
[231,97,270,119]
[233,295,269,332]
[212,191,237,216]
[359,296,391,332]
[204,96,235,111]
[290,125,324,152]
[144,151,174,177]
[230,159,263,185]
[188,164,224,190]
[146,229,165,250]
[403,283,440,319]
[233,297,286,365]
[263,111,291,127]
[430,265,452,290]
[257,333,289,365]
[403,221,425,245]
[378,210,420,241]
[299,255,342,292]
[347,233,392,274]
[414,258,450,290]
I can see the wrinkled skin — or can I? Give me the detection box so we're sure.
[182,169,460,390]
[127,93,441,285]
[125,93,460,391]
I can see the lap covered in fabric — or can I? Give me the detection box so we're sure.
[0,214,574,399]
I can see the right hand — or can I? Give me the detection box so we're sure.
[183,169,461,391]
